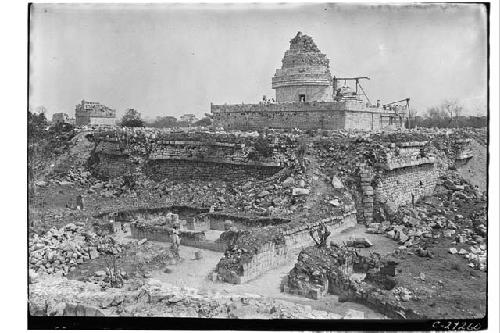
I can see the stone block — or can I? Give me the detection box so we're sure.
[309,288,322,300]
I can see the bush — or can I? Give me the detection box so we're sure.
[193,117,212,127]
[297,140,308,158]
[121,118,144,127]
[253,137,274,158]
[121,109,144,128]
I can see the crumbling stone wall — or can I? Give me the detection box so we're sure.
[90,130,296,181]
[129,223,227,252]
[145,160,282,182]
[284,246,422,319]
[217,242,290,284]
[354,141,441,223]
[90,153,137,179]
[215,212,357,284]
[196,213,290,231]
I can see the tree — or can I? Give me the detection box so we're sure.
[426,105,449,120]
[423,100,464,128]
[121,108,144,127]
[147,116,178,128]
[253,136,274,158]
[35,105,47,115]
[28,110,48,141]
[443,99,463,128]
[406,108,418,129]
[409,99,486,128]
[309,223,331,248]
[193,117,212,127]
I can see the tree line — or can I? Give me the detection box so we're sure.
[120,108,211,128]
[406,100,487,129]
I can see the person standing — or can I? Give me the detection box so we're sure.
[76,194,84,210]
[171,224,181,257]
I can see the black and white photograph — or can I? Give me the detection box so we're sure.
[18,1,498,330]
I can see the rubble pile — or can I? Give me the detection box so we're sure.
[89,174,153,198]
[287,245,354,296]
[86,267,126,290]
[217,226,286,273]
[29,277,343,319]
[29,223,124,276]
[93,126,301,161]
[141,137,315,216]
[29,124,77,176]
[369,173,487,270]
[392,287,415,302]
[285,245,421,319]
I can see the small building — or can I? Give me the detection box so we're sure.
[52,113,70,125]
[75,100,116,126]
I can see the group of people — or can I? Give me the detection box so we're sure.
[261,95,276,104]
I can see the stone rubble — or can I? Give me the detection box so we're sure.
[29,223,124,276]
[379,173,487,271]
[28,125,487,320]
[29,276,344,319]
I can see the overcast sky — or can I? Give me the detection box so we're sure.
[29,3,488,120]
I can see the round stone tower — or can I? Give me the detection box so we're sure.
[272,32,334,103]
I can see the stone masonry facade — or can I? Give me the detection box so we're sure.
[357,141,440,224]
[212,32,407,131]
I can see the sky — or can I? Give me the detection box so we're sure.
[29,3,488,120]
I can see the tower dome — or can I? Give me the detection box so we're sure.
[272,32,333,103]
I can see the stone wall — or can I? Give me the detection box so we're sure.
[217,242,290,284]
[196,213,290,231]
[214,108,347,130]
[275,85,333,103]
[89,117,116,126]
[216,212,357,284]
[129,223,227,252]
[145,159,282,181]
[211,102,404,131]
[212,100,370,113]
[75,115,115,127]
[374,141,439,209]
[375,163,438,209]
[454,138,474,162]
[92,153,136,179]
[344,112,404,131]
[353,141,441,224]
[90,131,294,181]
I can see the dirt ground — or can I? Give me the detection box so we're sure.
[389,238,487,319]
[338,224,486,319]
[150,242,385,319]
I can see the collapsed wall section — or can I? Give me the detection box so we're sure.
[357,141,439,224]
[283,246,422,319]
[315,134,474,225]
[214,211,357,284]
[89,129,295,181]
